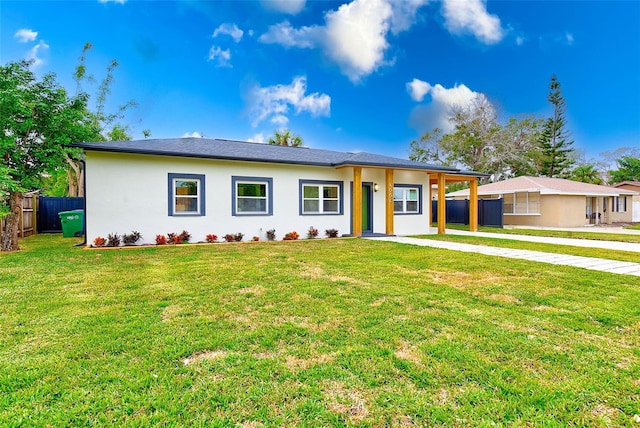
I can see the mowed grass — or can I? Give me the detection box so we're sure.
[1,235,639,426]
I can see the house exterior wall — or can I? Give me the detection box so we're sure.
[85,152,432,245]
[611,184,639,222]
[608,195,634,223]
[496,194,586,227]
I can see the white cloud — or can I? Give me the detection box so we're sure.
[516,36,525,46]
[565,32,574,45]
[182,131,203,138]
[389,0,430,34]
[259,21,319,48]
[26,40,50,67]
[259,0,428,82]
[212,23,244,43]
[261,0,306,15]
[323,0,393,82]
[98,0,127,4]
[208,46,232,67]
[408,81,479,132]
[441,0,504,44]
[14,29,37,43]
[248,76,331,127]
[406,78,431,102]
[538,31,576,50]
[248,133,266,144]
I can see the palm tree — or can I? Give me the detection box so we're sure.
[570,164,604,184]
[268,129,303,147]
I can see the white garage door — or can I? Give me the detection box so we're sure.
[633,201,640,222]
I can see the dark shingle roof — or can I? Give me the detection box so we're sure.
[71,137,478,174]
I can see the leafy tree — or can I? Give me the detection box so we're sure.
[489,116,542,180]
[268,129,303,147]
[1,61,97,251]
[409,94,541,181]
[59,43,138,197]
[570,164,604,184]
[609,156,640,183]
[442,94,500,173]
[408,128,447,164]
[537,75,575,177]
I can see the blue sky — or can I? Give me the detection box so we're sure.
[2,0,639,164]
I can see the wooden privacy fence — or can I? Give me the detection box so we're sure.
[1,195,86,241]
[0,193,38,240]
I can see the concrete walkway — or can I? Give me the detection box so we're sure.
[442,228,640,253]
[367,235,640,277]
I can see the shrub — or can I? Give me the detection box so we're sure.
[223,234,235,242]
[283,231,299,241]
[234,233,244,242]
[155,234,167,245]
[325,228,339,238]
[206,234,218,243]
[122,231,142,246]
[106,233,121,247]
[266,229,276,241]
[167,233,178,244]
[93,236,106,247]
[252,236,260,241]
[307,228,319,239]
[179,230,191,243]
[173,235,183,244]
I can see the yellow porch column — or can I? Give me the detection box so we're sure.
[437,172,446,234]
[385,169,394,235]
[353,167,363,236]
[469,178,478,232]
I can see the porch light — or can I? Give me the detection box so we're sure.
[374,183,379,192]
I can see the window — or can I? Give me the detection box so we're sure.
[613,196,627,212]
[503,192,540,214]
[232,176,273,216]
[394,185,422,214]
[168,173,205,216]
[299,180,343,215]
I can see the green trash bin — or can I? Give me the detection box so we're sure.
[59,210,84,238]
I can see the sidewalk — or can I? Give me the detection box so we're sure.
[367,235,640,277]
[441,228,640,253]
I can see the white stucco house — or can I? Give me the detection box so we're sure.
[72,138,485,245]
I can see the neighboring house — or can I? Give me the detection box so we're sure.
[611,181,640,222]
[72,138,485,245]
[448,176,638,228]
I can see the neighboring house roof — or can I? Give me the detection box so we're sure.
[448,176,639,197]
[71,137,486,176]
[611,181,640,192]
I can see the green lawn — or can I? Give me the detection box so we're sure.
[1,235,639,426]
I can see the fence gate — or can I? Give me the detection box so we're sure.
[38,197,84,233]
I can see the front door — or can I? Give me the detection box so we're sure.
[362,183,373,233]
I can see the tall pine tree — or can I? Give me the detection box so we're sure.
[538,76,575,177]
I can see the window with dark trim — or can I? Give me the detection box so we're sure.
[168,173,206,216]
[232,176,273,216]
[299,180,343,215]
[613,196,627,212]
[394,184,422,214]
